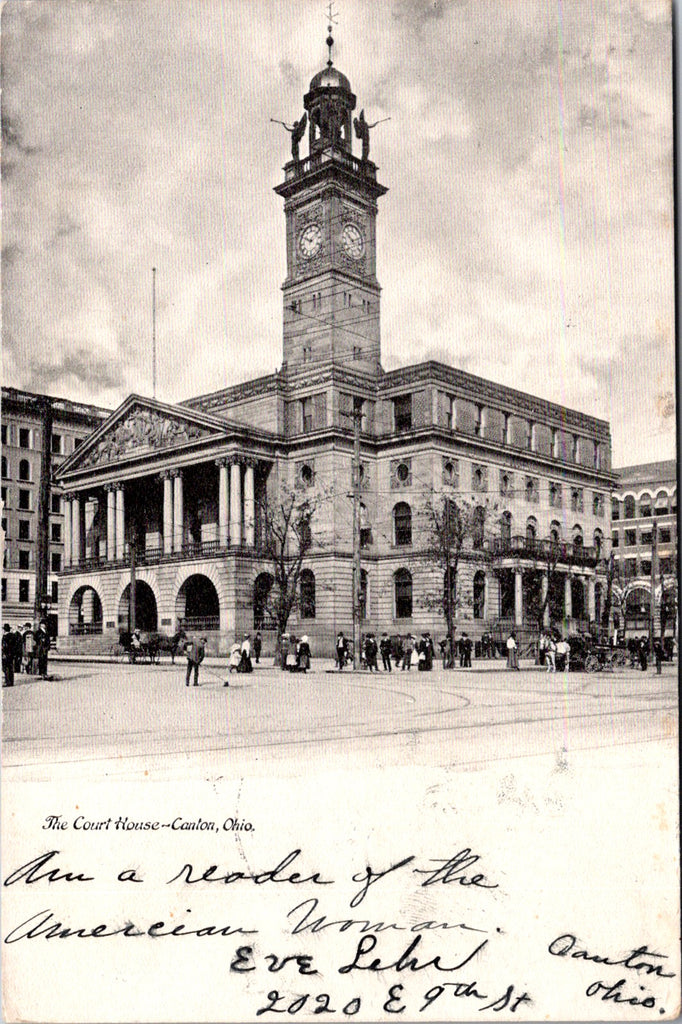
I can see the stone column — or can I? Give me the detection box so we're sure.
[514,568,523,627]
[217,459,229,547]
[106,487,116,561]
[163,472,173,555]
[84,498,97,560]
[541,572,550,627]
[244,460,255,548]
[173,471,184,553]
[479,406,488,439]
[564,574,572,619]
[230,458,242,547]
[587,577,596,622]
[115,486,125,561]
[63,494,72,568]
[71,495,82,566]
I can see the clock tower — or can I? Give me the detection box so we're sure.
[274,50,388,376]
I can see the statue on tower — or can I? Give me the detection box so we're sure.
[271,113,308,162]
[353,109,390,162]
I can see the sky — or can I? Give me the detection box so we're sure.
[2,0,676,468]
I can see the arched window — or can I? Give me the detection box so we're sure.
[611,497,620,521]
[18,459,30,482]
[593,529,603,560]
[655,490,669,516]
[300,569,315,619]
[525,517,537,545]
[254,572,274,629]
[573,526,584,549]
[638,493,652,518]
[550,520,561,545]
[394,569,412,619]
[473,506,485,549]
[623,495,636,520]
[500,511,512,545]
[473,571,485,619]
[393,502,412,546]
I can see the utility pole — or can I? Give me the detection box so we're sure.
[152,267,157,400]
[129,533,137,635]
[649,520,658,652]
[444,497,453,667]
[34,395,52,625]
[351,401,363,669]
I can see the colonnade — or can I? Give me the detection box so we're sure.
[509,566,596,626]
[62,457,257,568]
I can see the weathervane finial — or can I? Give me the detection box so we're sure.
[325,1,338,66]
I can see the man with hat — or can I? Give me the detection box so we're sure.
[184,635,206,687]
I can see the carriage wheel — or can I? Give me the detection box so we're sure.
[584,654,600,673]
[613,649,627,668]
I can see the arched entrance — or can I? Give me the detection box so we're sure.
[473,571,486,619]
[176,574,220,631]
[571,577,585,621]
[69,586,103,635]
[119,581,158,633]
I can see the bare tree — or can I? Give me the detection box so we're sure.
[420,496,495,662]
[601,551,625,638]
[521,539,565,636]
[256,484,321,662]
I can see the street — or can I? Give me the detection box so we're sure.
[3,657,677,781]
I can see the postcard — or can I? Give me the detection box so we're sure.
[2,1,678,1021]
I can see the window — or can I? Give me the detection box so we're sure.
[654,491,669,516]
[19,428,31,449]
[1,487,7,506]
[393,502,412,546]
[1,578,6,601]
[623,495,636,519]
[640,530,652,546]
[19,550,30,570]
[73,437,83,448]
[51,434,63,455]
[570,488,583,513]
[443,460,457,486]
[473,571,485,619]
[549,482,562,507]
[474,405,484,437]
[301,397,313,434]
[51,552,62,573]
[18,520,29,540]
[445,395,455,429]
[394,395,412,433]
[525,517,537,545]
[572,435,579,461]
[396,462,409,483]
[19,459,31,482]
[526,421,534,450]
[624,559,638,579]
[353,345,362,360]
[659,528,672,544]
[525,477,539,503]
[499,471,513,497]
[299,569,315,619]
[640,559,651,576]
[593,530,603,559]
[611,533,619,548]
[51,522,62,543]
[660,556,674,575]
[624,529,637,547]
[394,569,413,619]
[592,493,604,517]
[51,581,59,603]
[473,506,485,549]
[573,529,583,550]
[0,424,6,445]
[1,518,6,537]
[472,464,487,492]
[19,579,29,602]
[500,512,512,544]
[302,346,311,363]
[549,522,561,546]
[1,457,8,479]
[639,494,652,518]
[611,499,620,521]
[51,493,62,514]
[300,463,314,486]
[18,489,30,510]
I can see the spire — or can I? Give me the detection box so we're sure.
[325,1,338,67]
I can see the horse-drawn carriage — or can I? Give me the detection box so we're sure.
[111,630,187,664]
[567,634,628,672]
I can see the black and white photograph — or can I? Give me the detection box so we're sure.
[1,1,679,1021]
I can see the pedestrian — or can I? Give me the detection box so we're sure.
[34,621,50,679]
[506,631,519,670]
[638,636,648,671]
[336,632,347,670]
[545,635,556,672]
[226,641,242,681]
[401,635,411,671]
[463,633,472,668]
[367,634,379,671]
[297,634,311,672]
[538,632,548,667]
[185,635,206,686]
[23,623,35,675]
[410,636,419,669]
[280,633,290,670]
[627,635,637,668]
[379,633,392,672]
[3,624,15,687]
[556,636,569,672]
[239,635,253,673]
[253,631,262,664]
[653,637,663,675]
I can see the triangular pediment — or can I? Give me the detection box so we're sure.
[59,395,227,474]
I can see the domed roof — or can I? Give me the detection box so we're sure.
[309,64,352,92]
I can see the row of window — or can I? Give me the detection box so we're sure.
[1,578,59,603]
[1,489,63,514]
[615,556,676,579]
[612,526,674,548]
[1,425,84,453]
[1,457,35,482]
[2,549,63,572]
[612,492,676,520]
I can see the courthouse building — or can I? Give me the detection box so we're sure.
[611,460,677,637]
[54,48,615,654]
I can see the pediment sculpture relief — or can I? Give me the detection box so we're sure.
[79,409,211,468]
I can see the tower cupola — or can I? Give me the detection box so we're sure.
[304,64,356,155]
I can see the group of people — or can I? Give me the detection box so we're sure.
[627,635,666,673]
[438,633,475,668]
[2,621,50,687]
[335,631,440,672]
[538,632,571,672]
[280,633,311,673]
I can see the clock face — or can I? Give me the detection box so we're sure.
[341,222,365,260]
[298,223,322,259]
